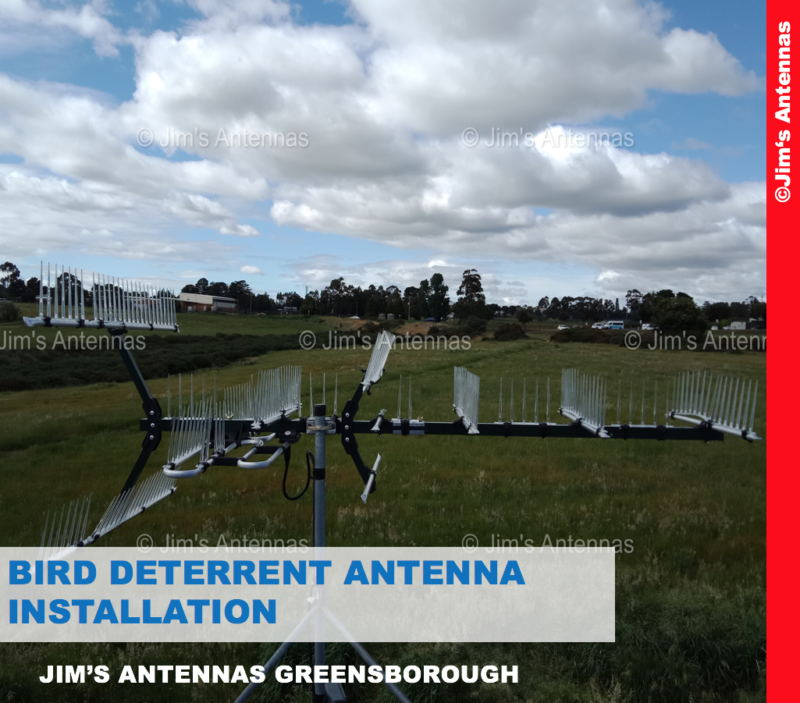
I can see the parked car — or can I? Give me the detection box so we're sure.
[557,324,570,331]
[591,322,605,329]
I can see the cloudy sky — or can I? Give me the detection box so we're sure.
[0,0,766,305]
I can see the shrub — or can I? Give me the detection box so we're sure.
[493,322,528,341]
[0,302,19,322]
[462,316,488,336]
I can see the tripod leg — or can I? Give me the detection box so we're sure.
[322,607,413,703]
[234,607,319,703]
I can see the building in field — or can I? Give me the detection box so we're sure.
[178,292,237,313]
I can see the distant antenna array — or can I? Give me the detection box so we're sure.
[24,262,177,331]
[25,265,763,703]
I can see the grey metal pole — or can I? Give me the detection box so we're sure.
[313,403,327,703]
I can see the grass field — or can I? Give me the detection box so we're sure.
[0,319,766,702]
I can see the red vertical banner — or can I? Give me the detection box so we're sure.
[767,0,792,699]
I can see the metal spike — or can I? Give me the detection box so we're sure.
[334,374,339,415]
[547,378,550,423]
[46,263,52,318]
[749,380,758,432]
[653,381,657,425]
[397,374,402,419]
[498,378,503,422]
[640,382,645,426]
[629,382,633,425]
[39,261,44,317]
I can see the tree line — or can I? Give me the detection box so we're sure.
[1,261,765,326]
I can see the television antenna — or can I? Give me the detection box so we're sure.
[25,267,762,702]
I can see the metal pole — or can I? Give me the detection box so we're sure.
[313,402,327,703]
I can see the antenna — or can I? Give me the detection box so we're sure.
[361,455,382,504]
[453,366,480,434]
[362,330,395,393]
[23,262,178,332]
[668,371,760,441]
[559,369,610,438]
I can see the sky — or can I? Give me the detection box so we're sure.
[0,0,766,306]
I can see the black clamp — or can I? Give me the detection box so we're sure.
[656,424,667,441]
[400,418,410,436]
[538,422,548,438]
[77,318,85,328]
[619,424,630,440]
[43,316,52,327]
[503,421,512,438]
[280,429,302,445]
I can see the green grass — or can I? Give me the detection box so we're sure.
[0,338,765,702]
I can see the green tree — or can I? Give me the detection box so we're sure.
[454,268,487,319]
[651,293,708,333]
[0,262,24,299]
[428,273,450,320]
[749,297,766,321]
[516,306,532,331]
[625,289,643,320]
[207,281,229,297]
[417,279,432,318]
[228,280,253,311]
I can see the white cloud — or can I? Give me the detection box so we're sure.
[240,264,263,274]
[0,1,124,57]
[0,0,765,301]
